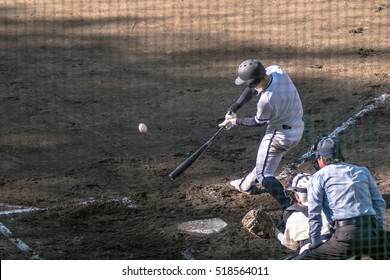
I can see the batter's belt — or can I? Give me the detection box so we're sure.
[268,120,304,132]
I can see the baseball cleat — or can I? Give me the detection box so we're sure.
[227,178,261,195]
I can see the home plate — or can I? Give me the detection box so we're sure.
[177,218,228,234]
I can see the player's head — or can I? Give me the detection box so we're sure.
[291,172,311,203]
[311,135,344,169]
[235,59,266,88]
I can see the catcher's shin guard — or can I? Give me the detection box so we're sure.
[262,176,291,208]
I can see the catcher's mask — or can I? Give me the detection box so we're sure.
[310,135,344,170]
[235,59,266,88]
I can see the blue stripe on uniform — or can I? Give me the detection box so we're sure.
[261,129,277,177]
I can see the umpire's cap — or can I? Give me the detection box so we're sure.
[315,136,344,161]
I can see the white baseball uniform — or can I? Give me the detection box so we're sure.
[232,65,304,206]
[276,202,330,253]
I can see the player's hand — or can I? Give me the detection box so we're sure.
[225,112,237,121]
[219,118,237,130]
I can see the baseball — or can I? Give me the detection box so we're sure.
[138,123,147,134]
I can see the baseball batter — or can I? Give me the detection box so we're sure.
[219,59,304,208]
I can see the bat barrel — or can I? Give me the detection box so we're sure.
[169,143,209,180]
[168,127,224,180]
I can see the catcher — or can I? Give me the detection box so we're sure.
[275,173,331,253]
[242,173,331,254]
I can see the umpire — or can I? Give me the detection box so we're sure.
[295,136,390,259]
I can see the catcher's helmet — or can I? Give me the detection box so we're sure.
[292,173,310,194]
[235,59,266,88]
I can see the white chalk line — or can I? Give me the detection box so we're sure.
[0,197,137,217]
[0,197,137,259]
[278,92,389,179]
[0,222,41,260]
[79,196,138,208]
[0,203,44,216]
[0,203,44,259]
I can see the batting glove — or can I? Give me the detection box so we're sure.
[219,118,237,130]
[225,112,237,121]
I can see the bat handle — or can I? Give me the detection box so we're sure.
[209,126,225,142]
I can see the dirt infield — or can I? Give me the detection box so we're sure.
[0,0,389,259]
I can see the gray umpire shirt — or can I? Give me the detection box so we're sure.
[307,162,386,245]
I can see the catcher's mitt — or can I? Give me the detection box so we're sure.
[242,208,275,239]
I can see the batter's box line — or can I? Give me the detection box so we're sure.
[0,203,44,216]
[0,197,136,259]
[0,196,137,216]
[78,196,138,208]
[0,204,44,259]
[0,222,41,260]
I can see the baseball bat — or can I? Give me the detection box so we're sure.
[169,127,224,180]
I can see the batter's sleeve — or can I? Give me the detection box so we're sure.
[236,117,264,127]
[229,87,258,113]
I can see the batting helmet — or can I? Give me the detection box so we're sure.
[235,59,266,88]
